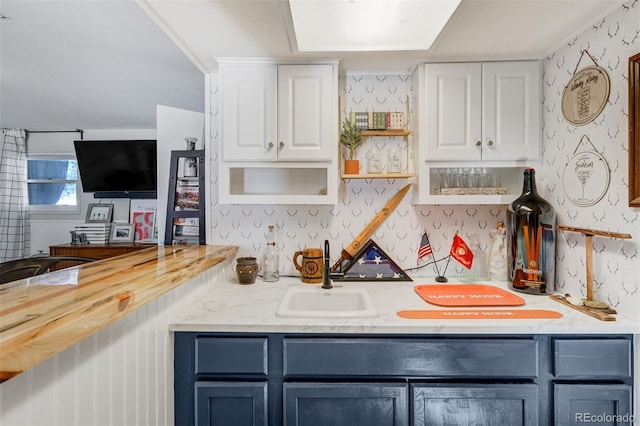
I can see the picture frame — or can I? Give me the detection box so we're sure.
[130,199,158,242]
[85,203,114,223]
[629,52,640,207]
[110,223,135,243]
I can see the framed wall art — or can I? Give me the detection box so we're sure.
[110,223,135,243]
[562,50,610,126]
[629,52,640,207]
[85,203,114,223]
[562,135,610,207]
[130,199,158,242]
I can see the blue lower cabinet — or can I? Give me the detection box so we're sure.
[175,333,634,426]
[411,384,538,426]
[554,384,633,426]
[195,382,268,426]
[284,382,408,426]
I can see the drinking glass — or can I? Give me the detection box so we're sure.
[440,173,453,195]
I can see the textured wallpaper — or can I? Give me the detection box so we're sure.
[541,0,639,318]
[209,72,504,282]
[208,0,639,319]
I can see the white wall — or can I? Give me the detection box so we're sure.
[156,105,205,245]
[541,0,639,318]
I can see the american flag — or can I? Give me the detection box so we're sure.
[418,232,433,259]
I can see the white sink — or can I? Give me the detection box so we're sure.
[276,286,378,318]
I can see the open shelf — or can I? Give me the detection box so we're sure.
[341,129,413,181]
[341,172,415,180]
[360,129,411,137]
[421,193,519,205]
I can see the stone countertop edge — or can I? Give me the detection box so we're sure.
[0,245,238,382]
[169,276,640,335]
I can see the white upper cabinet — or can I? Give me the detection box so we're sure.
[481,61,541,160]
[424,61,541,161]
[276,65,334,161]
[221,64,277,161]
[221,63,334,162]
[215,60,338,205]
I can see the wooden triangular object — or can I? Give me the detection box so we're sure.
[335,239,412,281]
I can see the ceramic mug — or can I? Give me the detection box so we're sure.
[292,247,323,284]
[236,256,259,284]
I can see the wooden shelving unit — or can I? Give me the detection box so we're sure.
[164,150,206,246]
[360,129,411,138]
[341,129,413,181]
[341,172,415,180]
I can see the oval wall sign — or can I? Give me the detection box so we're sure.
[562,150,610,207]
[561,66,610,126]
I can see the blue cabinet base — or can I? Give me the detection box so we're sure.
[174,333,634,425]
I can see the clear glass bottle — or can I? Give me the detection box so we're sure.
[386,147,402,173]
[507,168,556,294]
[262,225,280,282]
[366,148,383,174]
[464,233,487,282]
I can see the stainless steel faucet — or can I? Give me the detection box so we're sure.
[322,239,332,289]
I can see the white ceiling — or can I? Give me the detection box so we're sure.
[0,0,204,131]
[0,0,625,131]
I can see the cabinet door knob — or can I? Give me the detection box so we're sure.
[487,140,494,146]
[267,142,274,149]
[475,140,482,147]
[279,141,285,149]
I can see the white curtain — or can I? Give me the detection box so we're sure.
[0,129,30,261]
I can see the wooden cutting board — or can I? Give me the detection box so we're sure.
[414,284,526,307]
[549,295,616,321]
[397,309,563,319]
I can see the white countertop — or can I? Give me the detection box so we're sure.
[170,276,639,335]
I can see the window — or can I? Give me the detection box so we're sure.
[27,156,79,212]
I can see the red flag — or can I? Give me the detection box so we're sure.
[450,234,473,269]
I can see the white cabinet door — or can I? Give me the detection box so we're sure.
[425,62,482,161]
[424,61,540,162]
[481,61,541,161]
[277,65,334,161]
[221,64,277,161]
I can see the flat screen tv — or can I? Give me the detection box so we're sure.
[74,139,157,199]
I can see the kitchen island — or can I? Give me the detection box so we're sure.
[0,244,237,426]
[172,277,638,425]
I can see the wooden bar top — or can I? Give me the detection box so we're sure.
[0,245,237,383]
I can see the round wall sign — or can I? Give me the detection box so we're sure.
[562,150,610,207]
[561,66,610,126]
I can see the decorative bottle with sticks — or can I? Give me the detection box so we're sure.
[507,168,556,294]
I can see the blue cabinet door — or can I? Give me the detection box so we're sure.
[411,384,539,426]
[554,384,633,425]
[195,382,268,426]
[284,382,408,426]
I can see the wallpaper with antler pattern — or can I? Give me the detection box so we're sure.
[208,0,639,319]
[541,0,639,318]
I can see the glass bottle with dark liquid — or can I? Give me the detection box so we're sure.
[507,168,556,294]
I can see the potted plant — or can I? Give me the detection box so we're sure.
[340,116,363,174]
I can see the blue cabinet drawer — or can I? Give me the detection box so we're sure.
[553,338,632,379]
[194,337,268,376]
[284,338,538,378]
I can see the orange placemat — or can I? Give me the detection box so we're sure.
[414,284,526,307]
[397,309,563,319]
